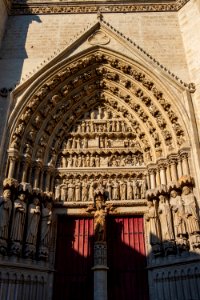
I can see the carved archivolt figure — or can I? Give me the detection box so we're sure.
[26,198,41,245]
[145,200,161,254]
[0,189,12,251]
[158,195,174,241]
[182,186,200,235]
[10,193,27,255]
[39,202,52,259]
[170,190,187,238]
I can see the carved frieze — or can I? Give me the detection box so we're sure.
[10,0,190,16]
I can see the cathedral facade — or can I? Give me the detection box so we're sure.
[0,0,200,299]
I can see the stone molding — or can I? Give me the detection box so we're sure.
[9,0,190,15]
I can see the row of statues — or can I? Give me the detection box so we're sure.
[60,153,144,168]
[0,189,52,259]
[63,136,138,150]
[72,119,130,133]
[56,178,147,202]
[145,185,200,256]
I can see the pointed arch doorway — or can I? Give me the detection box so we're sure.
[4,45,191,300]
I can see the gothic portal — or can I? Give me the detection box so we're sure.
[0,15,200,300]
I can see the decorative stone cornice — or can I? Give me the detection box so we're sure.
[10,0,190,16]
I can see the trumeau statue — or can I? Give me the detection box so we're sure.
[94,195,107,242]
[10,192,27,255]
[0,189,12,254]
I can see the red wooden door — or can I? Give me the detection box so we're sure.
[53,216,94,300]
[107,216,149,300]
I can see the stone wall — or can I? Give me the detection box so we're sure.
[0,0,7,49]
[0,259,53,300]
[0,12,189,87]
[148,259,200,300]
[178,0,200,140]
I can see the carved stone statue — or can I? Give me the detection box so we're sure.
[145,200,161,255]
[67,179,75,201]
[182,186,200,235]
[106,179,112,200]
[88,180,95,201]
[94,195,107,242]
[82,178,88,201]
[120,179,126,200]
[0,189,12,254]
[170,190,187,238]
[140,179,147,199]
[158,195,174,241]
[127,178,133,200]
[25,197,41,257]
[75,179,81,201]
[39,202,52,260]
[112,179,119,200]
[60,184,67,201]
[10,193,27,255]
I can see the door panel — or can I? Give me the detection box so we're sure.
[53,217,94,300]
[107,216,149,300]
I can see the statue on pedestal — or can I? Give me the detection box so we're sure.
[0,189,12,254]
[145,200,162,256]
[39,202,52,260]
[10,192,27,256]
[25,197,41,258]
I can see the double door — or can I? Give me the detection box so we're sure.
[53,216,148,300]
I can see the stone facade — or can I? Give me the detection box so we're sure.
[0,1,200,299]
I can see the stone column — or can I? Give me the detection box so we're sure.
[40,169,44,190]
[170,160,178,182]
[156,169,161,186]
[7,156,17,178]
[159,165,167,185]
[149,169,156,189]
[92,242,108,300]
[21,161,29,182]
[166,164,171,184]
[177,158,183,179]
[45,169,51,192]
[181,154,190,176]
[33,165,41,189]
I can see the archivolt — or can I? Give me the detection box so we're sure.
[5,47,190,189]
